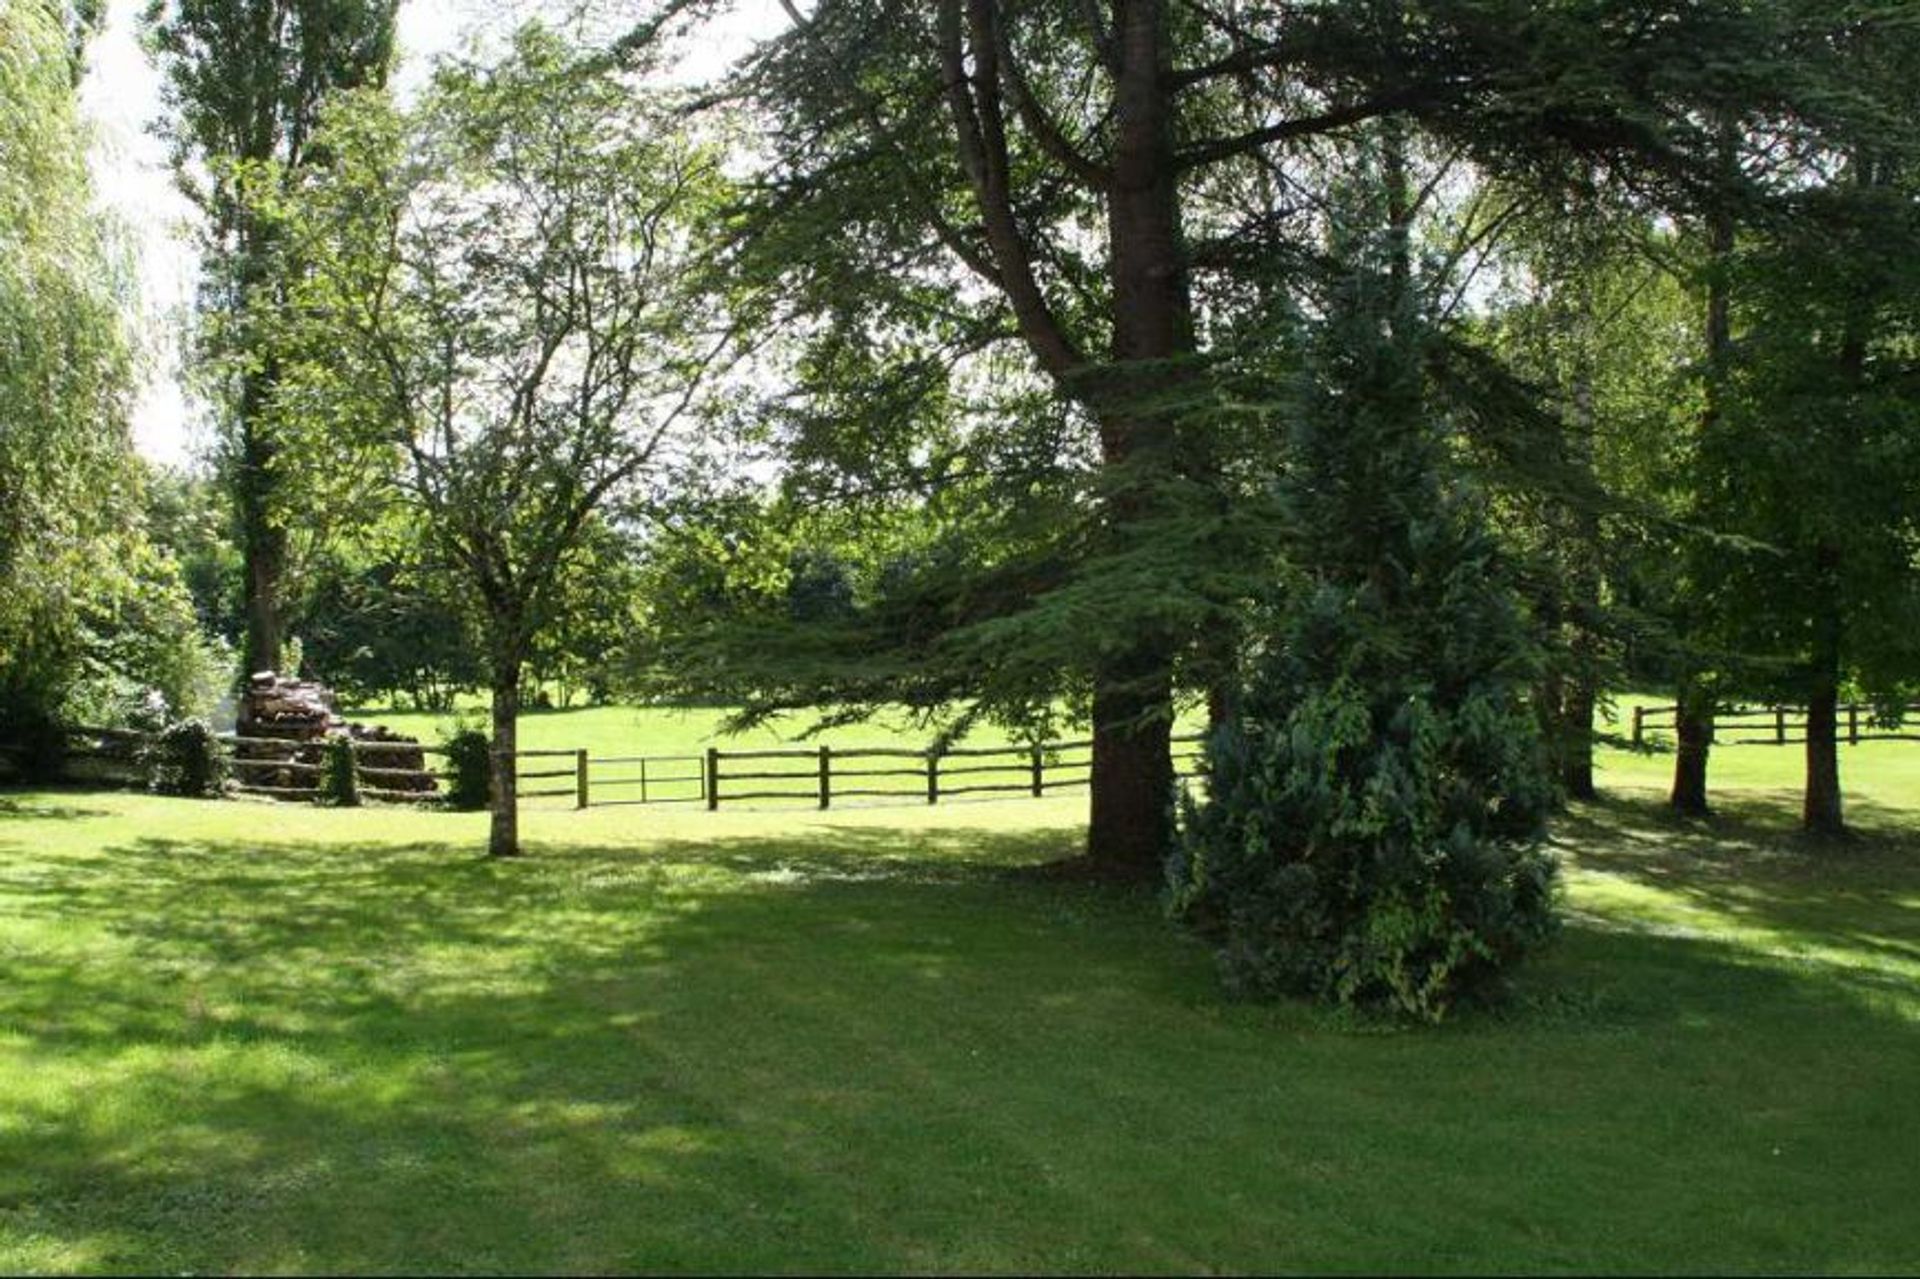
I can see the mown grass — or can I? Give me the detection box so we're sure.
[0,728,1915,1273]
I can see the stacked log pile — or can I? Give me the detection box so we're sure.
[232,672,437,799]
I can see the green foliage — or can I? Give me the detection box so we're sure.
[300,546,483,710]
[143,718,225,797]
[144,0,401,673]
[1172,240,1558,1019]
[319,735,359,806]
[440,728,491,811]
[142,465,244,643]
[0,2,230,745]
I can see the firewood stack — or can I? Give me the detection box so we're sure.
[232,672,437,798]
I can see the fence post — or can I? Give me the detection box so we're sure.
[818,744,832,810]
[1849,704,1860,745]
[1776,706,1787,745]
[640,756,649,804]
[1030,745,1044,797]
[575,749,589,810]
[926,749,939,805]
[1631,706,1645,747]
[706,747,720,811]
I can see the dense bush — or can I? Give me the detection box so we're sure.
[319,736,359,806]
[1170,249,1558,1020]
[1170,602,1560,1018]
[442,728,492,810]
[145,718,225,797]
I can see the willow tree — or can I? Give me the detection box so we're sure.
[266,25,729,856]
[145,0,398,677]
[0,0,136,743]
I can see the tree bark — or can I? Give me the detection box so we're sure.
[1087,655,1175,878]
[1670,145,1734,820]
[1079,0,1186,876]
[1670,685,1713,816]
[1803,546,1844,835]
[489,657,522,858]
[237,363,287,677]
[1561,683,1597,801]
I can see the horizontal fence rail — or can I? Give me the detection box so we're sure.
[693,733,1208,813]
[6,724,1214,817]
[1630,702,1920,747]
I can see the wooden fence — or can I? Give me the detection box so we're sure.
[491,749,708,808]
[694,733,1208,812]
[222,733,446,802]
[6,725,1211,815]
[1630,702,1920,748]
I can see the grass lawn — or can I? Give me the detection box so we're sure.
[1,725,1915,1273]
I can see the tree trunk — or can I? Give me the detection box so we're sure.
[1080,0,1186,876]
[1087,657,1175,878]
[1561,683,1597,801]
[1670,145,1734,821]
[1803,546,1844,836]
[489,659,522,858]
[1561,354,1601,803]
[1670,685,1713,816]
[237,364,287,677]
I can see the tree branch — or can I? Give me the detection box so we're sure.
[1176,90,1426,170]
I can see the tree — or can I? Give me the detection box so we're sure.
[1701,165,1920,835]
[269,25,729,856]
[1,0,137,740]
[145,0,398,677]
[714,0,1877,877]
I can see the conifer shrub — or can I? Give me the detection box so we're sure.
[1170,250,1558,1020]
[320,736,360,806]
[442,728,492,810]
[145,718,225,797]
[1170,571,1560,1019]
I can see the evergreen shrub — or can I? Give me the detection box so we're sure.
[146,718,224,797]
[443,728,491,810]
[320,736,360,806]
[1170,252,1558,1020]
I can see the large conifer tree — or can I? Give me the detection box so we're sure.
[698,0,1869,876]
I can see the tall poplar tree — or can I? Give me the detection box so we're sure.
[145,0,397,677]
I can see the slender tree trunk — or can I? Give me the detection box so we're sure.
[1671,156,1735,819]
[1562,355,1601,802]
[1803,546,1844,835]
[489,655,522,858]
[1080,0,1186,876]
[1670,685,1713,816]
[237,365,287,677]
[1562,683,1597,801]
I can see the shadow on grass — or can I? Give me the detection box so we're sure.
[3,819,1919,1272]
[0,794,112,822]
[1553,791,1920,974]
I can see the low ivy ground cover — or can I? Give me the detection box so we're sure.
[0,725,1915,1273]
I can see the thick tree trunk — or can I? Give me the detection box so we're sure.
[1803,548,1844,836]
[489,660,522,858]
[1087,657,1175,878]
[1080,0,1186,876]
[1670,685,1713,816]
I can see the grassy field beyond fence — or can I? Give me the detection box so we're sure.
[0,706,1915,1273]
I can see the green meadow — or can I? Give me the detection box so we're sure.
[1,713,1915,1273]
